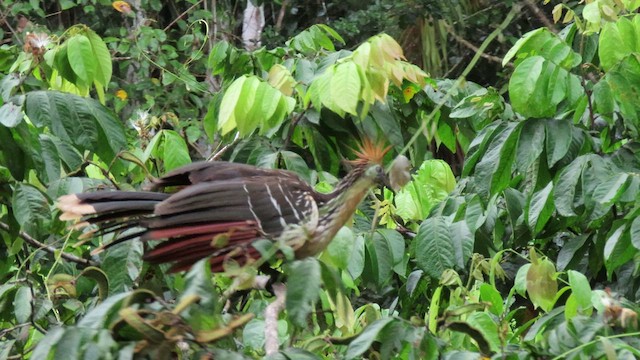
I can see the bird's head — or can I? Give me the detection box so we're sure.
[348,139,392,187]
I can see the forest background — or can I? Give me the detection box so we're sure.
[1,0,640,358]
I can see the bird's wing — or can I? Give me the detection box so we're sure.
[149,161,302,189]
[141,176,320,272]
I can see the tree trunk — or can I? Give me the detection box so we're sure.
[242,1,265,51]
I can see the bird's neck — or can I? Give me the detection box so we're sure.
[294,167,374,258]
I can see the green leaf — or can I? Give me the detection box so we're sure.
[330,62,361,115]
[77,292,131,328]
[553,155,588,217]
[345,318,394,359]
[503,28,581,68]
[567,270,592,315]
[557,234,589,271]
[161,130,191,171]
[479,283,504,315]
[603,225,634,279]
[101,239,143,293]
[31,327,65,359]
[25,91,125,162]
[366,232,393,286]
[218,76,246,135]
[53,327,83,360]
[287,258,321,327]
[13,286,32,323]
[603,54,640,130]
[516,119,546,172]
[509,56,582,118]
[545,120,572,167]
[464,312,501,353]
[631,217,640,249]
[514,264,531,297]
[67,34,97,85]
[592,172,630,205]
[12,183,48,229]
[526,182,554,235]
[449,221,474,270]
[415,216,455,279]
[320,227,355,270]
[474,122,519,198]
[599,16,640,71]
[85,29,112,86]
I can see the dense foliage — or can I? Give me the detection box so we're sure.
[1,0,640,359]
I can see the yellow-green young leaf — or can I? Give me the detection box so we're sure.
[330,61,361,115]
[268,64,296,96]
[67,34,97,85]
[552,4,563,23]
[84,29,112,86]
[526,256,558,312]
[352,42,371,69]
[366,69,389,102]
[218,76,247,135]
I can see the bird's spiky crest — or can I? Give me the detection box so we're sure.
[349,138,391,166]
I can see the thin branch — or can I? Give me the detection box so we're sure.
[445,24,512,67]
[275,0,289,31]
[0,221,95,267]
[208,132,241,161]
[282,109,308,150]
[264,283,286,355]
[522,0,557,33]
[163,0,204,32]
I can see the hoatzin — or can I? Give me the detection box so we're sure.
[57,142,394,273]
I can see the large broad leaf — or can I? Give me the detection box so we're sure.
[394,159,455,221]
[509,56,583,118]
[330,61,361,115]
[603,54,640,133]
[503,28,581,68]
[101,239,143,293]
[345,318,395,359]
[12,183,49,233]
[473,122,520,198]
[66,34,97,85]
[526,181,554,235]
[218,75,295,136]
[415,217,454,279]
[286,258,321,327]
[85,29,112,86]
[515,119,546,172]
[603,224,634,279]
[553,155,589,217]
[25,91,125,163]
[545,120,572,167]
[161,130,191,171]
[599,15,640,71]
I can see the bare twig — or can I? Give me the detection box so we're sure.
[445,24,512,67]
[163,0,204,32]
[282,110,308,150]
[264,283,286,355]
[275,0,290,31]
[523,0,557,33]
[0,221,95,267]
[208,132,241,161]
